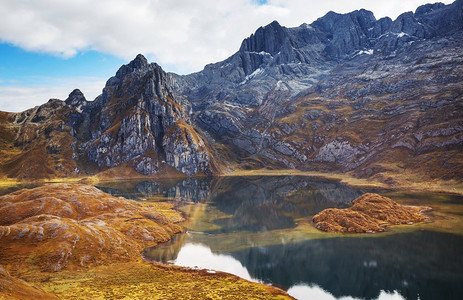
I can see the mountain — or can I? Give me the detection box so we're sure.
[0,55,217,179]
[173,0,463,182]
[1,0,462,185]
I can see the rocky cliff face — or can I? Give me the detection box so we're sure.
[78,54,214,175]
[0,55,216,178]
[0,1,461,183]
[172,0,463,182]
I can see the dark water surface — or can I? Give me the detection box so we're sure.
[102,176,463,300]
[3,176,462,299]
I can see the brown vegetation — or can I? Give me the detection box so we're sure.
[0,266,57,299]
[23,262,292,300]
[0,184,292,299]
[312,193,431,233]
[0,184,183,273]
[0,103,81,180]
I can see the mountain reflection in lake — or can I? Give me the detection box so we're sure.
[96,177,212,201]
[101,176,463,300]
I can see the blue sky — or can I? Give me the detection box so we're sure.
[0,44,124,84]
[0,0,454,112]
[0,44,125,111]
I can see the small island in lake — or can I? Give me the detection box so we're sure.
[312,193,431,233]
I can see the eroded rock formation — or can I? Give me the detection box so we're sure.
[83,55,215,176]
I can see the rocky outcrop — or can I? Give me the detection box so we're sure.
[65,89,87,107]
[314,140,359,164]
[168,1,463,183]
[0,1,461,183]
[0,184,182,272]
[312,193,430,233]
[81,55,215,176]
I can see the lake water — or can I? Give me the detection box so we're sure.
[95,175,463,300]
[4,176,462,299]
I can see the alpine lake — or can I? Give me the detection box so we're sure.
[4,175,462,300]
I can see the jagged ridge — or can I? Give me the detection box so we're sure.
[0,0,462,183]
[0,55,217,178]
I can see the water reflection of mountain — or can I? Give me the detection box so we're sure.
[97,175,363,232]
[207,176,363,233]
[143,233,187,263]
[229,231,463,300]
[135,181,162,196]
[212,176,362,214]
[95,177,211,202]
[95,175,363,210]
[166,177,211,202]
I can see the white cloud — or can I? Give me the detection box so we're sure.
[0,77,105,112]
[0,0,455,111]
[0,0,454,74]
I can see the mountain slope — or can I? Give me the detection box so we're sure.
[1,55,218,179]
[0,0,462,184]
[172,0,463,183]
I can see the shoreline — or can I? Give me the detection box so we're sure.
[0,184,293,299]
[221,169,463,196]
[2,169,462,196]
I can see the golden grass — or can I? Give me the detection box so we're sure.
[0,177,22,187]
[0,267,56,299]
[0,184,292,299]
[312,193,430,233]
[22,261,292,300]
[0,184,184,275]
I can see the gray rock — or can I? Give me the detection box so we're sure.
[65,89,87,107]
[135,157,159,175]
[81,55,214,175]
[315,140,359,164]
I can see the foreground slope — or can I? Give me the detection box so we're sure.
[0,185,291,299]
[0,184,182,272]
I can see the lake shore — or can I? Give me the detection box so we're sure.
[222,169,463,195]
[2,168,462,196]
[0,184,293,299]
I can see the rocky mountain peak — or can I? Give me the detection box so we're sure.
[239,20,287,55]
[313,9,376,34]
[415,2,446,16]
[81,54,215,176]
[114,53,150,80]
[411,0,463,36]
[102,55,176,109]
[65,89,86,106]
[127,53,149,70]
